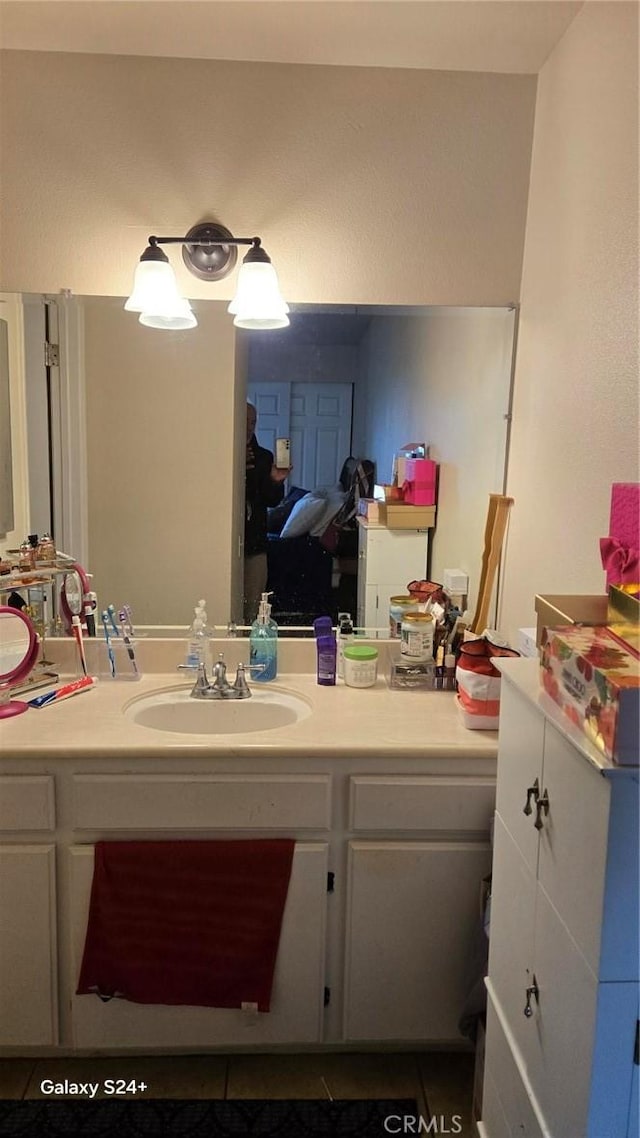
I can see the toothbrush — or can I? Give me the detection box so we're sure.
[118,608,139,674]
[101,611,116,677]
[122,604,135,638]
[107,604,121,637]
[71,614,88,676]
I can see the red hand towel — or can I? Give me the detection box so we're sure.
[76,839,295,1012]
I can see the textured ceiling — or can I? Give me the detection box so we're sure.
[0,1,583,75]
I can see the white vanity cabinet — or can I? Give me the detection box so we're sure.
[0,723,499,1054]
[480,662,640,1138]
[356,520,429,630]
[0,776,58,1046]
[344,775,494,1042]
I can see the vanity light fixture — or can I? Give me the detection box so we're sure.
[125,221,289,331]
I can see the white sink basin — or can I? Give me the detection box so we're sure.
[124,685,312,735]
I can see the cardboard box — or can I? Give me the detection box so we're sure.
[357,498,382,523]
[534,594,608,648]
[608,585,640,654]
[378,504,436,529]
[540,625,639,764]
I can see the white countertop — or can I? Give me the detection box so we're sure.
[1,668,498,762]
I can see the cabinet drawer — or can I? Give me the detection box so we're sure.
[483,990,547,1138]
[73,775,331,831]
[0,776,55,832]
[350,776,495,832]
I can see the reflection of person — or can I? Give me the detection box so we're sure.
[244,402,290,624]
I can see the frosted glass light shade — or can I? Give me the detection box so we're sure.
[139,299,197,331]
[228,262,290,330]
[125,260,197,329]
[125,260,183,313]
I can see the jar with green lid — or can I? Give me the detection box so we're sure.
[343,643,379,688]
[388,595,419,638]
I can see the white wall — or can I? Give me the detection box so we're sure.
[248,342,358,386]
[355,308,516,614]
[83,297,240,625]
[0,52,535,306]
[1,24,637,631]
[500,1,639,642]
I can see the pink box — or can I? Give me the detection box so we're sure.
[610,483,639,548]
[403,459,437,506]
[602,482,640,587]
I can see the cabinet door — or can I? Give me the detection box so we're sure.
[486,815,537,1072]
[344,840,492,1041]
[0,844,57,1045]
[68,843,328,1048]
[537,722,609,977]
[362,528,427,583]
[525,884,599,1138]
[483,992,547,1138]
[495,682,545,875]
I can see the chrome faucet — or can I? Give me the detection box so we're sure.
[185,654,255,700]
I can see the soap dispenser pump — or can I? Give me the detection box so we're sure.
[185,609,206,669]
[250,592,278,682]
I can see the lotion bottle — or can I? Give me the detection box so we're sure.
[250,593,278,682]
[337,612,354,679]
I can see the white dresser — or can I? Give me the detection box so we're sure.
[479,658,639,1138]
[356,519,429,631]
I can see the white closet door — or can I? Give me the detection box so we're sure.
[249,381,353,490]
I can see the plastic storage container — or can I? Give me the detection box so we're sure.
[343,644,379,688]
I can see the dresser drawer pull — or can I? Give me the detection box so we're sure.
[523,975,539,1018]
[534,789,550,831]
[522,778,540,816]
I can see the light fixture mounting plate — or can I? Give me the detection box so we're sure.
[182,222,238,281]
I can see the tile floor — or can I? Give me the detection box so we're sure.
[0,1051,476,1132]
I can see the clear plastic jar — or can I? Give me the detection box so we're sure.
[343,644,379,688]
[400,612,434,661]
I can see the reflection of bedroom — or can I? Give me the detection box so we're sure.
[248,305,515,623]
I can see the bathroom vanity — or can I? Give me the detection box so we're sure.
[0,640,497,1055]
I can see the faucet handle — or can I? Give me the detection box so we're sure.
[232,662,252,698]
[191,661,210,697]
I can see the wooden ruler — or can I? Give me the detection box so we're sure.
[469,494,514,634]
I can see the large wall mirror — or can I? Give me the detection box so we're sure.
[15,295,516,632]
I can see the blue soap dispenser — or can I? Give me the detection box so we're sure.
[250,592,278,682]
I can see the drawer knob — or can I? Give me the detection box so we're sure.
[524,976,539,1018]
[534,789,550,831]
[523,778,540,816]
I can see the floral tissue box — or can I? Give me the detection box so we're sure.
[540,625,639,765]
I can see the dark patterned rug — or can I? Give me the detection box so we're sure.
[0,1099,420,1137]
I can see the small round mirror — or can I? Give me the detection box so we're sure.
[60,563,91,633]
[0,606,39,718]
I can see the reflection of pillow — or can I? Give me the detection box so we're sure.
[267,486,308,534]
[309,489,347,536]
[280,493,328,539]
